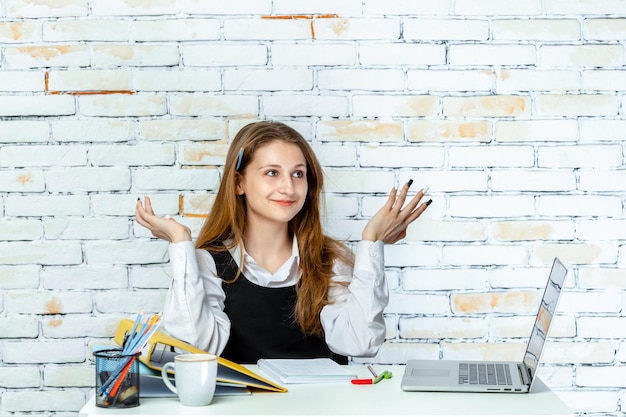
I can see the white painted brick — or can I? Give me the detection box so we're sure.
[52,119,134,143]
[0,121,49,143]
[93,194,179,217]
[359,145,444,168]
[405,219,486,242]
[183,44,268,67]
[0,266,40,289]
[314,18,400,41]
[542,342,616,365]
[546,0,626,15]
[42,316,120,338]
[224,18,311,40]
[135,69,222,93]
[263,94,348,117]
[178,142,228,166]
[537,366,574,389]
[6,0,88,17]
[533,242,618,266]
[79,94,167,117]
[0,70,44,92]
[449,145,534,168]
[2,340,85,364]
[271,43,356,66]
[94,45,180,68]
[454,0,542,15]
[139,119,224,141]
[490,220,575,241]
[134,167,220,191]
[1,145,87,167]
[323,169,394,193]
[312,144,357,167]
[585,18,626,41]
[44,364,93,388]
[91,0,179,16]
[129,18,220,41]
[46,167,130,192]
[318,69,404,91]
[353,95,438,117]
[0,170,45,192]
[384,244,441,267]
[182,0,271,14]
[536,94,618,117]
[45,218,129,240]
[0,20,40,43]
[7,291,92,314]
[496,69,580,92]
[580,119,626,141]
[7,194,83,215]
[2,389,86,413]
[0,219,41,240]
[0,242,82,265]
[403,18,488,41]
[361,43,445,66]
[43,267,128,290]
[444,95,530,117]
[583,69,626,91]
[408,119,491,143]
[317,120,403,143]
[323,219,367,241]
[540,45,624,68]
[170,94,259,117]
[492,18,580,41]
[224,69,313,91]
[537,144,622,169]
[491,170,577,192]
[324,195,359,218]
[408,69,493,92]
[130,265,172,289]
[489,316,535,338]
[84,241,169,265]
[386,293,449,315]
[0,95,74,117]
[538,195,622,217]
[4,44,90,69]
[578,267,626,290]
[48,69,131,92]
[449,195,535,218]
[579,169,626,192]
[403,268,488,291]
[273,0,362,15]
[495,120,579,142]
[0,316,39,338]
[450,45,536,66]
[43,20,129,42]
[578,219,626,241]
[558,291,622,314]
[95,290,167,313]
[490,266,564,289]
[0,366,40,388]
[89,143,175,166]
[400,317,487,339]
[443,245,529,267]
[579,317,626,338]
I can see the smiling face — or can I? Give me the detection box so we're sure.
[236,140,308,229]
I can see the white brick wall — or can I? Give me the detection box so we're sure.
[1,1,625,415]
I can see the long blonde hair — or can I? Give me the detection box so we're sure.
[196,121,353,336]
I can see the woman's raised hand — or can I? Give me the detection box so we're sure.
[361,180,431,244]
[135,196,192,243]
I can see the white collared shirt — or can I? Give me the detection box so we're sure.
[161,237,388,358]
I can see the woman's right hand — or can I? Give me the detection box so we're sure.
[135,196,192,243]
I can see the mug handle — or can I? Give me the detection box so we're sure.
[161,362,177,394]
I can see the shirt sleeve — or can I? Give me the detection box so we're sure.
[161,241,231,355]
[320,240,389,358]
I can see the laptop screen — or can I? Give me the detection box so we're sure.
[522,258,567,382]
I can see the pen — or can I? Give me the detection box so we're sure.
[367,365,378,378]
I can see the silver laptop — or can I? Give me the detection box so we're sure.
[401,257,567,393]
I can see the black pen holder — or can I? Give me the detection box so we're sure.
[94,349,140,408]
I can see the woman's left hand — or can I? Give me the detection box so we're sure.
[361,181,431,244]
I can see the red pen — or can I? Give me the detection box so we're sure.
[351,378,373,384]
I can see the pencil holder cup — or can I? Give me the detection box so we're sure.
[94,349,140,408]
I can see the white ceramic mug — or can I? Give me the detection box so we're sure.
[160,353,218,407]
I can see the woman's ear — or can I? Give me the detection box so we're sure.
[235,173,245,195]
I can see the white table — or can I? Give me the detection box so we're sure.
[80,365,572,417]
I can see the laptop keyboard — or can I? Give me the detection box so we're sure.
[459,363,513,386]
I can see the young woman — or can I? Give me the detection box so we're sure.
[135,121,431,364]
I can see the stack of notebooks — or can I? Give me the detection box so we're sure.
[257,358,357,384]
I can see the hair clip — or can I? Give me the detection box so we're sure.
[235,148,244,171]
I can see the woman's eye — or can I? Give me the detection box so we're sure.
[293,171,305,178]
[266,170,278,177]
